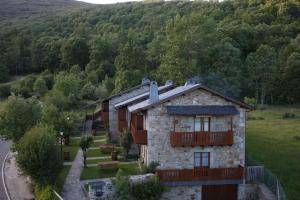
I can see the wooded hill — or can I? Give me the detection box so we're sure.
[0,0,91,22]
[0,0,300,104]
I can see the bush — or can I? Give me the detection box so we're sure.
[282,112,296,119]
[113,169,131,200]
[131,176,164,200]
[119,129,133,158]
[244,96,257,109]
[35,184,60,200]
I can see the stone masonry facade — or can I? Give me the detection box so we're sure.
[142,88,246,169]
[109,85,150,141]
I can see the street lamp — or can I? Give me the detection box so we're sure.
[60,131,64,161]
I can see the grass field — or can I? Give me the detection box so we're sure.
[62,137,80,161]
[246,105,300,200]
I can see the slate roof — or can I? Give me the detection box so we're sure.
[114,83,174,109]
[128,84,250,113]
[165,105,239,116]
[102,82,150,102]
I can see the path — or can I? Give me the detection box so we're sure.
[0,139,10,200]
[62,149,87,200]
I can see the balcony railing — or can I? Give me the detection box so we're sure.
[130,124,147,145]
[118,120,128,132]
[170,131,233,147]
[156,167,244,182]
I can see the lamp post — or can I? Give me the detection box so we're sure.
[60,130,64,161]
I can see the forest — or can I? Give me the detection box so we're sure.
[0,0,300,104]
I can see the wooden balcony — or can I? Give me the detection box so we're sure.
[156,167,244,182]
[130,125,147,145]
[170,131,233,147]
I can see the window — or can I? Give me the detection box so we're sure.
[194,118,201,131]
[194,152,210,168]
[194,117,210,132]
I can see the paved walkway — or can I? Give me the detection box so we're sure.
[61,149,87,200]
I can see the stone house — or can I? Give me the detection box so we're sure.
[127,81,250,200]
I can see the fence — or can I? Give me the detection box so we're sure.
[246,156,287,200]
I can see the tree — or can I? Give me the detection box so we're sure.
[44,90,68,111]
[0,95,42,142]
[113,169,131,200]
[61,37,90,68]
[81,82,96,99]
[79,135,93,167]
[246,45,277,104]
[54,71,82,98]
[15,124,61,185]
[119,129,133,158]
[33,76,48,96]
[0,63,9,83]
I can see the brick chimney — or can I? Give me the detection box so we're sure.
[149,81,159,103]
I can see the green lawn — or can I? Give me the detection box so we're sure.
[62,137,80,161]
[54,165,71,193]
[86,158,112,165]
[87,148,110,157]
[246,105,300,200]
[80,163,141,180]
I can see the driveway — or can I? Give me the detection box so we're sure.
[0,139,10,200]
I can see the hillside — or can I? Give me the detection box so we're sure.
[0,0,300,104]
[0,0,92,22]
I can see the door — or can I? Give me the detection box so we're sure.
[202,185,238,200]
[194,152,210,178]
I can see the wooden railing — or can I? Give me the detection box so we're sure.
[118,120,128,132]
[156,167,244,182]
[170,131,233,147]
[130,124,147,145]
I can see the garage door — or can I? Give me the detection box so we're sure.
[202,185,237,200]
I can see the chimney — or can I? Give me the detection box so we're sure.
[149,81,159,103]
[142,78,150,85]
[165,80,173,86]
[184,79,195,87]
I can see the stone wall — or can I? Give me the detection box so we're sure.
[108,85,150,141]
[146,89,246,169]
[161,186,202,200]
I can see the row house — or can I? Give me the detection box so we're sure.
[101,79,173,141]
[127,81,250,200]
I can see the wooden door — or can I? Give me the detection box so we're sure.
[202,185,237,200]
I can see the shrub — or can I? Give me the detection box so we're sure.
[113,169,131,200]
[119,128,133,158]
[35,184,60,200]
[131,175,164,200]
